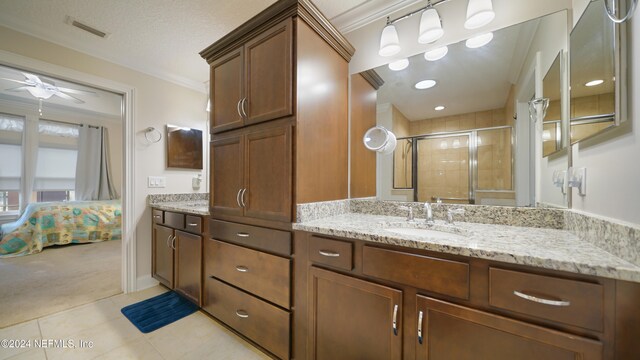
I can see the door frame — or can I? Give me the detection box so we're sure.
[0,49,137,293]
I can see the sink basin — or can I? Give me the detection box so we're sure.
[383,224,469,241]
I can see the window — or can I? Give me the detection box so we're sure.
[0,114,24,213]
[34,120,78,202]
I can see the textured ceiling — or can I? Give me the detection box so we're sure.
[0,0,403,92]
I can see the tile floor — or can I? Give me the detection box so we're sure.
[0,286,271,360]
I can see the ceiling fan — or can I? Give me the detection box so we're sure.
[1,72,95,104]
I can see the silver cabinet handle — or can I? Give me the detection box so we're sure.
[513,290,571,307]
[235,310,249,318]
[240,97,248,119]
[171,235,176,250]
[240,188,247,208]
[417,310,424,344]
[166,234,171,248]
[236,232,250,238]
[153,215,161,218]
[187,223,198,227]
[236,99,243,118]
[236,189,242,207]
[392,304,399,336]
[236,265,249,272]
[318,250,340,257]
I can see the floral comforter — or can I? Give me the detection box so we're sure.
[0,200,121,257]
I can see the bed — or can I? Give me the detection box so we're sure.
[0,200,121,257]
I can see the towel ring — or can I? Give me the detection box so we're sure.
[144,127,162,144]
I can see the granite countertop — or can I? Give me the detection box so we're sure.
[292,213,640,282]
[150,201,209,216]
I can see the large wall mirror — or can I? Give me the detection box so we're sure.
[352,9,570,208]
[570,0,622,144]
[542,53,564,157]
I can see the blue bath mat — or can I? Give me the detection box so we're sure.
[121,291,198,333]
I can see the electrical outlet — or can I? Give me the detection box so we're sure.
[148,176,167,188]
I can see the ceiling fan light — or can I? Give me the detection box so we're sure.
[379,24,401,57]
[388,58,409,71]
[424,46,449,61]
[418,8,444,44]
[465,0,495,29]
[465,32,493,48]
[25,86,54,100]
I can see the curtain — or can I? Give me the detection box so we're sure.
[75,126,118,200]
[19,117,39,213]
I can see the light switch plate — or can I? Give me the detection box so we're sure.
[148,176,166,188]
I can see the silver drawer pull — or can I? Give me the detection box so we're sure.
[235,310,249,318]
[187,223,198,227]
[513,290,571,307]
[153,215,161,218]
[417,310,424,344]
[235,266,249,273]
[236,232,250,238]
[319,250,340,257]
[392,304,399,336]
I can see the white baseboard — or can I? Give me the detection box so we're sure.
[136,275,159,292]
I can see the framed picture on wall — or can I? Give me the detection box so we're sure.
[166,124,203,169]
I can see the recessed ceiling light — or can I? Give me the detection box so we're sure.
[415,80,437,89]
[388,58,409,71]
[465,32,494,48]
[585,79,604,87]
[424,46,449,61]
[434,105,445,111]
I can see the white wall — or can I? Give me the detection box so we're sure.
[570,16,640,226]
[0,26,209,287]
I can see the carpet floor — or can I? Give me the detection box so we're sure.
[0,239,121,328]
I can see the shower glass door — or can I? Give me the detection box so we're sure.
[416,134,472,204]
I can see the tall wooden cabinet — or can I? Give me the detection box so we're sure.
[201,1,354,359]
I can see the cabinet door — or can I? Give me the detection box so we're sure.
[415,296,602,360]
[210,135,244,218]
[152,224,174,288]
[210,47,244,133]
[244,18,293,125]
[244,124,292,222]
[174,230,202,305]
[308,267,402,360]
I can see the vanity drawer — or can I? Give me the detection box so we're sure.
[164,211,185,229]
[203,277,290,360]
[362,246,469,300]
[205,239,290,308]
[184,215,202,234]
[308,236,353,271]
[209,219,291,256]
[152,209,163,224]
[489,268,604,331]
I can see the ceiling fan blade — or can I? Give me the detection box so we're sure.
[56,86,97,96]
[54,91,85,104]
[22,72,42,84]
[0,78,31,85]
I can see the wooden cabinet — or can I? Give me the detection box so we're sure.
[209,18,292,133]
[151,209,203,306]
[308,266,403,360]
[210,122,292,223]
[415,296,602,360]
[152,223,174,288]
[174,230,202,305]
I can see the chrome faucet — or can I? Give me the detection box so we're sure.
[424,202,434,224]
[399,206,414,221]
[446,207,465,224]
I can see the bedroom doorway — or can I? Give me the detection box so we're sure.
[0,61,130,327]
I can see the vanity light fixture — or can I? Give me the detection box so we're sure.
[464,0,496,29]
[378,0,496,57]
[415,79,437,89]
[465,32,493,48]
[585,79,604,87]
[434,105,445,111]
[424,46,449,61]
[389,58,410,71]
